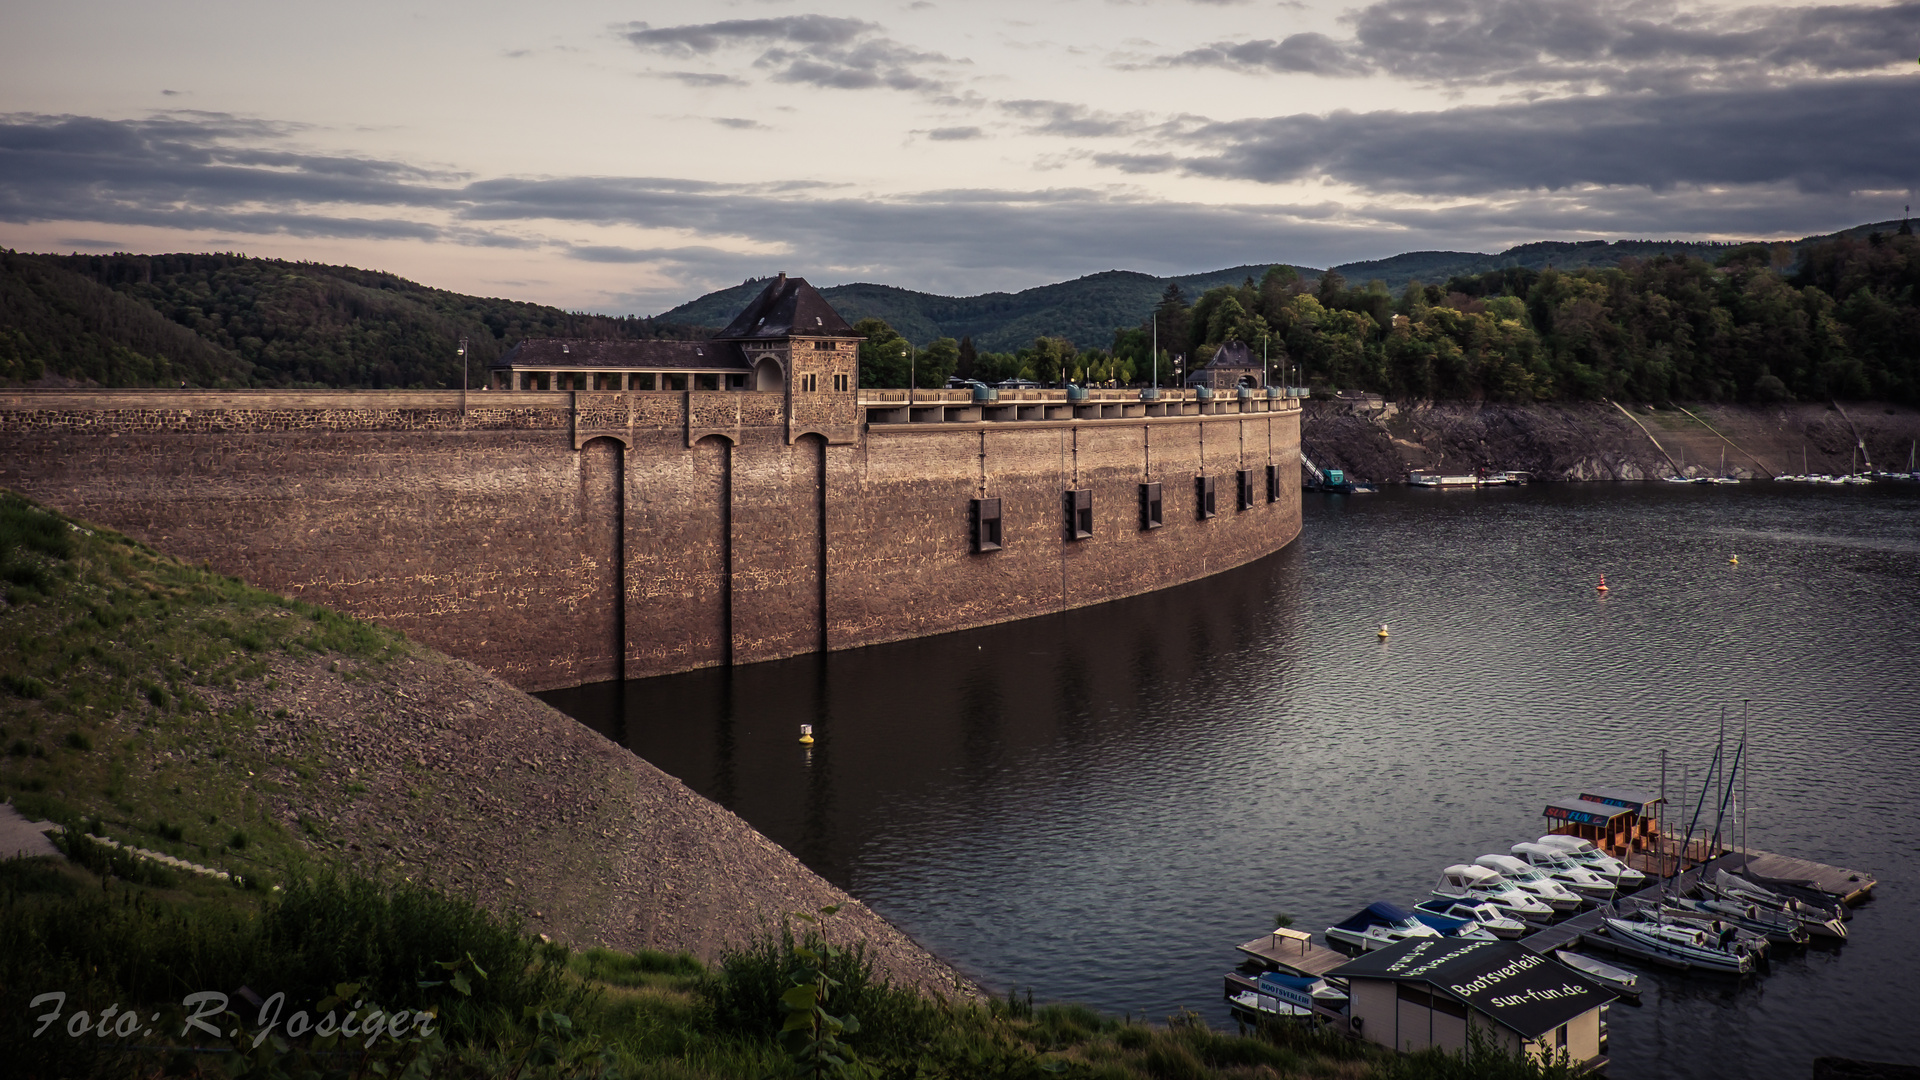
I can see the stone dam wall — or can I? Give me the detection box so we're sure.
[0,389,1303,691]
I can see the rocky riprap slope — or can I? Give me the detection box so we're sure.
[1303,400,1920,483]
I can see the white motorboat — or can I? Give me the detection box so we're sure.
[1554,950,1642,1000]
[1509,842,1620,901]
[1227,970,1347,1023]
[1533,835,1648,889]
[1409,908,1500,941]
[1415,898,1530,939]
[1601,912,1755,974]
[1325,902,1442,951]
[1432,864,1556,921]
[1700,870,1848,939]
[1475,854,1584,911]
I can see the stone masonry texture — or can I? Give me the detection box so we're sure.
[0,389,1303,691]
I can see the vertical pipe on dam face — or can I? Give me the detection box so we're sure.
[614,438,627,679]
[722,438,734,667]
[815,435,828,655]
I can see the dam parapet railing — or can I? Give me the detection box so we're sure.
[0,387,1301,436]
[860,387,1303,424]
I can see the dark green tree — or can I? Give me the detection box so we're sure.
[854,317,909,388]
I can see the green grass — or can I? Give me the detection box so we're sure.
[0,488,409,888]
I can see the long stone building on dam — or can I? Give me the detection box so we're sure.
[0,275,1304,692]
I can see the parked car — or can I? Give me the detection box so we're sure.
[994,378,1040,389]
[945,377,990,390]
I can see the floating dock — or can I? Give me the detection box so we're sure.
[1521,845,1876,959]
[1235,927,1352,979]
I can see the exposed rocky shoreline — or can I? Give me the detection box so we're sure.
[1302,399,1920,483]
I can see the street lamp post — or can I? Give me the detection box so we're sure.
[908,341,916,403]
[458,336,469,415]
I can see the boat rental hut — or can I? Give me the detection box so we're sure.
[1543,788,1663,859]
[1330,938,1614,1069]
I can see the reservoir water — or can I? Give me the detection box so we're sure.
[543,481,1920,1078]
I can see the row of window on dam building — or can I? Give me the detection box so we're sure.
[971,467,1292,551]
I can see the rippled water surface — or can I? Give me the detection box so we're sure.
[544,482,1920,1078]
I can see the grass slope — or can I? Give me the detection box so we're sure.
[0,488,968,995]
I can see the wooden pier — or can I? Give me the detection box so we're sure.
[1235,927,1352,978]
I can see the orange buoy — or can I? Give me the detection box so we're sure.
[1596,573,1609,593]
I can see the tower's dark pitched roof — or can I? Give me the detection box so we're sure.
[717,274,856,339]
[1207,341,1263,369]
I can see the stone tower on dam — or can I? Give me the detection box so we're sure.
[0,276,1304,692]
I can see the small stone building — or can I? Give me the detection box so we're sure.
[491,274,858,399]
[1185,340,1267,391]
[1330,938,1613,1069]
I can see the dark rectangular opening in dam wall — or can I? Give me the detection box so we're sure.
[0,389,1301,691]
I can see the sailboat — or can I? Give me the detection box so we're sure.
[1665,446,1692,482]
[1845,446,1873,484]
[1713,446,1739,484]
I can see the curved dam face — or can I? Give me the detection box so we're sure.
[0,387,1301,691]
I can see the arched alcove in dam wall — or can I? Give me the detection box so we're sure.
[0,390,1302,691]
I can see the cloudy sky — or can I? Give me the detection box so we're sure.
[2,0,1916,313]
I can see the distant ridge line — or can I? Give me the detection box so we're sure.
[656,219,1905,352]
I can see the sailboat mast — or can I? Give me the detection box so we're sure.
[1713,705,1726,858]
[1659,747,1669,877]
[1679,764,1690,874]
[1742,701,1751,867]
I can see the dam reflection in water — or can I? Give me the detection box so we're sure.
[544,482,1920,1080]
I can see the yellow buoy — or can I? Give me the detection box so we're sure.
[798,724,815,745]
[1729,554,1738,564]
[1377,624,1389,639]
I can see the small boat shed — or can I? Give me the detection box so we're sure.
[1543,787,1663,859]
[1330,937,1614,1068]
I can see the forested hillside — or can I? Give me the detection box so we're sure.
[1126,228,1918,405]
[0,251,254,387]
[7,220,1913,404]
[0,252,706,389]
[662,265,1287,353]
[665,222,1904,362]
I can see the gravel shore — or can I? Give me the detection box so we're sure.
[217,649,977,1000]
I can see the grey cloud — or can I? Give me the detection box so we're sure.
[712,117,770,130]
[999,100,1148,137]
[1161,0,1920,90]
[623,15,957,93]
[3,109,1906,315]
[1145,76,1920,195]
[925,126,983,140]
[663,71,750,87]
[622,15,875,55]
[1163,32,1364,75]
[0,113,459,231]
